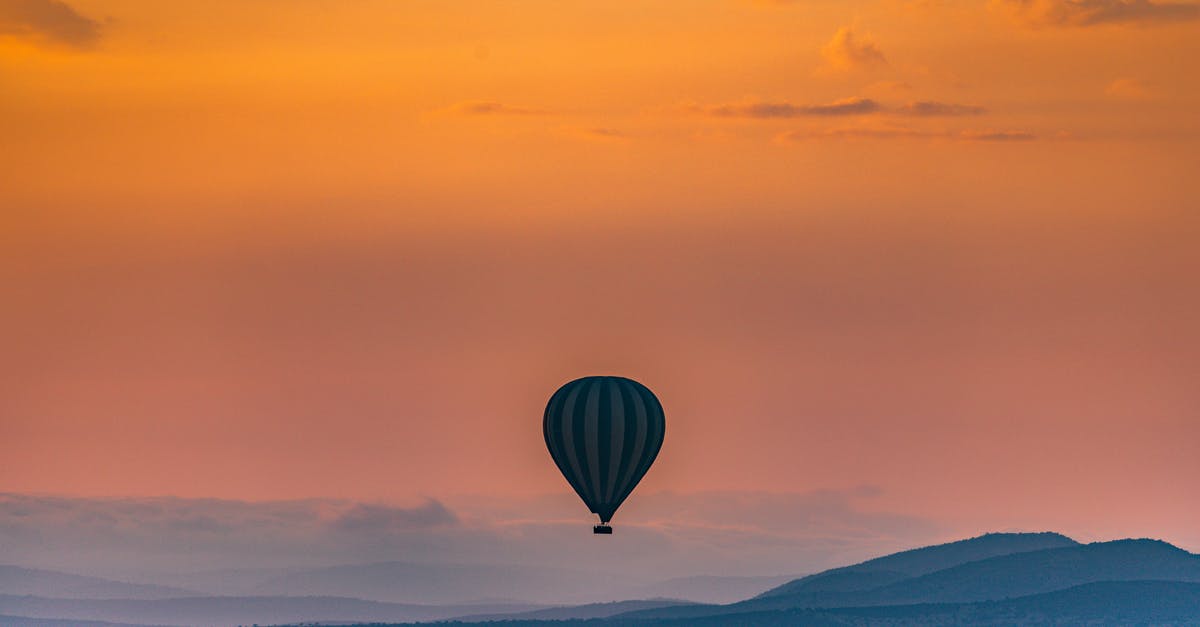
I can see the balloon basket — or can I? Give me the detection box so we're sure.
[593,524,613,534]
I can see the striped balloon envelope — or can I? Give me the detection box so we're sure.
[543,376,665,533]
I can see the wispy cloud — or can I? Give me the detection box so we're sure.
[330,501,458,533]
[0,490,939,588]
[777,127,933,141]
[683,97,882,118]
[444,100,550,116]
[820,27,887,72]
[0,0,101,50]
[897,101,987,116]
[776,126,1038,142]
[959,128,1037,141]
[1105,77,1155,99]
[561,126,630,142]
[679,98,986,120]
[865,80,914,94]
[581,127,626,139]
[998,0,1200,26]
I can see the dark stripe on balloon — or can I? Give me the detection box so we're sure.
[571,378,597,506]
[543,385,570,492]
[621,381,664,508]
[582,379,603,505]
[612,380,648,505]
[559,381,593,510]
[611,378,640,506]
[628,382,664,497]
[603,379,625,504]
[544,385,576,495]
[595,378,612,505]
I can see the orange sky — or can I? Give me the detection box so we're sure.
[2,0,1199,550]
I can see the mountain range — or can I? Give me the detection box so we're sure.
[331,532,1200,626]
[0,566,196,601]
[5,531,1199,626]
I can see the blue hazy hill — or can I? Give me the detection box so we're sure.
[0,565,197,601]
[351,580,1200,626]
[822,538,1200,606]
[451,598,697,622]
[398,533,1200,626]
[14,532,1200,626]
[617,536,1200,622]
[616,531,1082,620]
[757,531,1078,598]
[635,580,1200,626]
[0,594,543,626]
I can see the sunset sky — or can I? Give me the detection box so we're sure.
[2,0,1199,576]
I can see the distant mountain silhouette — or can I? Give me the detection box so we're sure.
[135,566,292,597]
[610,536,1200,624]
[816,538,1200,607]
[0,594,542,627]
[619,531,1082,620]
[452,598,696,621]
[625,575,800,604]
[0,565,197,600]
[245,561,779,606]
[0,616,154,627]
[758,531,1078,598]
[324,581,1200,626]
[250,560,637,605]
[334,534,1197,626]
[12,532,1200,626]
[687,581,1200,626]
[945,580,1200,625]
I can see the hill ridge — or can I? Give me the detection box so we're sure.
[614,534,1196,621]
[757,530,1078,599]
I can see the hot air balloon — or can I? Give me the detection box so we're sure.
[543,376,665,534]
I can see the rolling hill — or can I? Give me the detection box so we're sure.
[249,560,638,605]
[610,535,1200,623]
[11,532,1200,626]
[470,533,1199,624]
[618,531,1085,620]
[0,594,543,627]
[0,565,197,601]
[821,538,1200,607]
[757,531,1079,598]
[623,575,800,604]
[323,580,1200,626]
[451,598,696,622]
[0,616,158,627]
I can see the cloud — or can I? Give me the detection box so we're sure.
[0,0,101,49]
[897,101,987,116]
[581,127,626,139]
[331,501,458,533]
[776,126,1037,142]
[998,0,1200,26]
[444,100,549,116]
[680,98,986,120]
[777,126,935,141]
[959,128,1037,141]
[686,97,882,118]
[0,490,940,592]
[820,27,887,72]
[865,80,914,95]
[1105,77,1155,99]
[562,126,630,142]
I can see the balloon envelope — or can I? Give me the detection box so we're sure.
[543,376,665,525]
